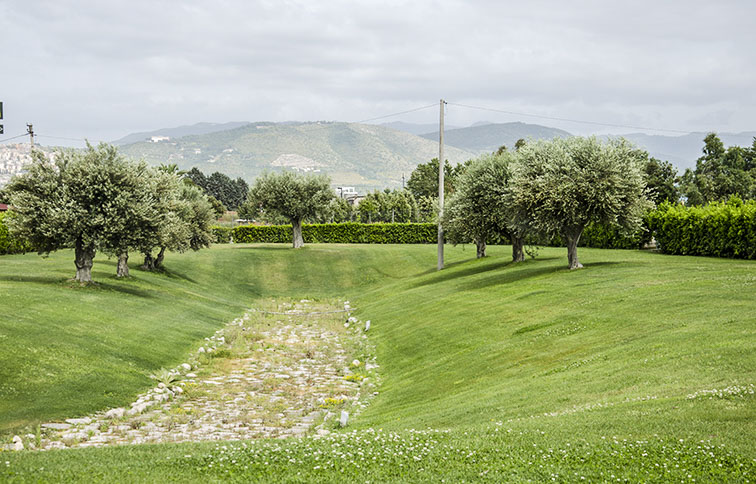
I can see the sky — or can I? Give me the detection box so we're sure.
[1,0,755,146]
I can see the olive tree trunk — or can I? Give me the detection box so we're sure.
[116,251,129,278]
[291,218,304,248]
[564,227,584,270]
[475,239,486,258]
[155,247,166,267]
[511,234,525,262]
[142,252,155,271]
[74,238,95,283]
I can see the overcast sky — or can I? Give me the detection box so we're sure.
[1,0,755,146]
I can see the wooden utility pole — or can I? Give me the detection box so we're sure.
[26,123,34,149]
[437,99,446,271]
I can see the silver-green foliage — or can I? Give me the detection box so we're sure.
[443,153,512,258]
[246,171,335,248]
[508,136,653,269]
[7,144,152,282]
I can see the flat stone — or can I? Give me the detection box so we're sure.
[104,408,125,419]
[42,423,72,430]
[65,417,92,425]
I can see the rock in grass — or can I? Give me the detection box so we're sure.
[104,408,125,419]
[339,410,349,427]
[12,435,23,451]
[65,417,92,425]
[41,423,71,430]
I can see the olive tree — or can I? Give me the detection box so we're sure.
[6,144,150,282]
[508,136,652,269]
[443,153,525,260]
[138,173,214,271]
[246,171,334,248]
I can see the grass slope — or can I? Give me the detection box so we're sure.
[0,244,431,434]
[1,244,754,482]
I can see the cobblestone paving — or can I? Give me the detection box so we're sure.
[23,300,376,451]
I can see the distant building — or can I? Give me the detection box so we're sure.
[148,136,170,143]
[0,204,8,211]
[335,187,364,206]
[336,186,357,198]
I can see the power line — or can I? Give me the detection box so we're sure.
[352,103,437,124]
[300,103,438,132]
[447,102,691,135]
[36,134,90,142]
[0,133,29,143]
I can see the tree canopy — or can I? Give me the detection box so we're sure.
[680,133,756,205]
[508,136,652,269]
[186,167,249,210]
[357,189,418,223]
[245,171,334,248]
[6,144,215,281]
[406,158,465,200]
[7,144,154,282]
[443,153,523,260]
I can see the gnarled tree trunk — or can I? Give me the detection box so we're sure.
[142,252,155,271]
[475,239,486,258]
[511,234,525,262]
[116,251,129,278]
[74,237,95,283]
[155,247,166,268]
[291,218,304,248]
[564,227,584,270]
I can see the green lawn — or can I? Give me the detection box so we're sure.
[1,244,754,482]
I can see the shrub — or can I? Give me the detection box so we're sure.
[211,226,234,244]
[233,222,437,244]
[0,211,31,255]
[579,221,652,250]
[647,198,756,259]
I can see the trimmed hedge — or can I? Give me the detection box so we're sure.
[211,226,234,244]
[221,203,756,261]
[579,221,652,250]
[0,211,31,255]
[232,222,437,244]
[225,221,648,249]
[647,199,756,259]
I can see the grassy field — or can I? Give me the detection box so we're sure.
[1,244,754,482]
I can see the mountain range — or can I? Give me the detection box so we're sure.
[3,120,754,190]
[116,122,478,190]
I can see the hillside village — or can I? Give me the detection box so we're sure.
[0,143,31,186]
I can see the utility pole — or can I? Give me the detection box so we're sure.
[401,173,405,189]
[437,99,446,271]
[26,123,34,149]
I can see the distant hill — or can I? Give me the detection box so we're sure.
[117,122,477,190]
[420,122,572,152]
[379,121,461,135]
[110,120,756,189]
[613,131,756,171]
[112,122,251,146]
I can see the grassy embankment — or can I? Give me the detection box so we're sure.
[1,244,754,482]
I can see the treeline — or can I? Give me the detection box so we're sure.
[185,167,249,211]
[2,144,215,282]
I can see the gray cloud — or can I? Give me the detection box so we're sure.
[1,0,754,144]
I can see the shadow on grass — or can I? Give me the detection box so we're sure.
[0,275,70,285]
[95,281,157,299]
[160,268,198,284]
[412,256,561,288]
[235,245,293,251]
[460,264,566,291]
[0,274,157,298]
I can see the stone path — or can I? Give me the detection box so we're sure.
[16,300,377,451]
